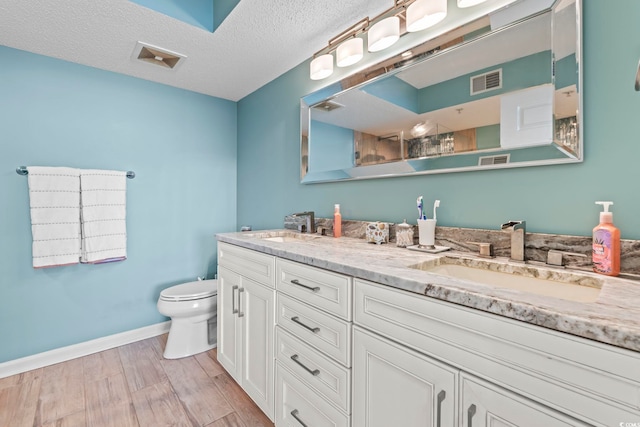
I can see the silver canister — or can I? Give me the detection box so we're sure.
[396,219,414,248]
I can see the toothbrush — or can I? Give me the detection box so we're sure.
[417,196,425,220]
[433,200,440,221]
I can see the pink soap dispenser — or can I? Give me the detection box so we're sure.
[333,204,342,238]
[593,201,620,276]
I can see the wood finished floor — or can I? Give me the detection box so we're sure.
[0,335,274,427]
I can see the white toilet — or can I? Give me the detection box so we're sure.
[157,279,218,359]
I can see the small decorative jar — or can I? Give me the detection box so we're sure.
[396,219,414,248]
[366,222,389,244]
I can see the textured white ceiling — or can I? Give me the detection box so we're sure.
[0,0,391,101]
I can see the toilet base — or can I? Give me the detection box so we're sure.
[163,315,216,359]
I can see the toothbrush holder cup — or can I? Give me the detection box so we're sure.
[417,219,436,248]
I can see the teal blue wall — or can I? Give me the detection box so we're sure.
[309,121,354,171]
[419,51,551,113]
[237,1,640,240]
[477,124,501,149]
[361,76,421,113]
[131,0,213,31]
[0,46,237,362]
[556,53,578,89]
[345,52,551,115]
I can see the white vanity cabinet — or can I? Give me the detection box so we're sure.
[274,258,353,427]
[216,240,640,427]
[217,242,276,420]
[353,278,640,427]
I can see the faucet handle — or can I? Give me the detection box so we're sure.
[501,220,525,230]
[546,249,588,266]
[467,241,494,258]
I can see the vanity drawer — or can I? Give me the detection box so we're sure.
[277,293,351,367]
[276,258,352,320]
[218,242,275,288]
[275,326,351,414]
[275,362,349,427]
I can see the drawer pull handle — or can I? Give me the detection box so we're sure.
[231,285,239,314]
[237,288,245,318]
[291,409,308,427]
[436,390,445,427]
[291,316,320,333]
[291,354,320,376]
[467,404,476,427]
[291,279,320,292]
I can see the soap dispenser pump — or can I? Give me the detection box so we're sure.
[593,201,620,276]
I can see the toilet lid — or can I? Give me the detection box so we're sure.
[160,279,218,302]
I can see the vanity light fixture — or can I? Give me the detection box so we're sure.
[457,0,488,8]
[309,0,450,80]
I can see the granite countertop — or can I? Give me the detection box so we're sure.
[217,230,640,353]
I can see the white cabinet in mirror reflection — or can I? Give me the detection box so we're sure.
[500,84,554,149]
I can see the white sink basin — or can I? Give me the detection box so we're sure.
[244,231,321,243]
[410,257,602,303]
[262,235,319,243]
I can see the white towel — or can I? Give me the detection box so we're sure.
[27,166,81,268]
[80,169,127,263]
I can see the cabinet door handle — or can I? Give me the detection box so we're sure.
[231,285,239,314]
[291,316,320,333]
[237,288,245,318]
[291,279,320,292]
[467,404,477,427]
[291,354,320,376]
[290,409,308,427]
[436,390,446,427]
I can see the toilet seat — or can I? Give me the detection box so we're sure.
[160,280,218,302]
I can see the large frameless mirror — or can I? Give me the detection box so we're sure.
[301,0,581,183]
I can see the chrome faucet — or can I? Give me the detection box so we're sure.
[291,211,315,234]
[501,220,526,262]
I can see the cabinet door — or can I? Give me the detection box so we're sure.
[217,266,242,382]
[460,374,589,427]
[240,278,275,420]
[353,327,458,427]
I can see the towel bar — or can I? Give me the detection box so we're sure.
[16,166,135,179]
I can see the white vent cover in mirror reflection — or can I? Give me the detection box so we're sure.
[311,100,344,112]
[479,154,510,166]
[132,42,186,71]
[470,69,502,95]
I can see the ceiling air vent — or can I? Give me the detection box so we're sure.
[470,69,502,95]
[478,154,510,166]
[132,42,186,71]
[311,100,344,112]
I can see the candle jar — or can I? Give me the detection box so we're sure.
[396,220,414,248]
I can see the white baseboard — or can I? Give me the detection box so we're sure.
[0,321,171,379]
